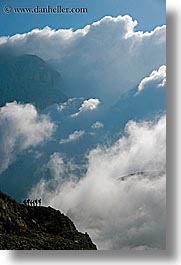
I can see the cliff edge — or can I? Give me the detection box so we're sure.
[0,192,97,250]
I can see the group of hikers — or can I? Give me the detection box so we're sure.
[23,198,41,207]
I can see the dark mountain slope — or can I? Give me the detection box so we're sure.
[0,54,67,109]
[100,84,166,132]
[0,191,96,250]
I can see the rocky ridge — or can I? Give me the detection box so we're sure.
[0,192,97,250]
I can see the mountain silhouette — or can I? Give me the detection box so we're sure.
[0,54,67,109]
[0,191,97,250]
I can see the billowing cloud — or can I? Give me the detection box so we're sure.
[71,98,100,117]
[0,15,166,104]
[91,121,104,129]
[0,102,55,174]
[60,130,85,144]
[30,115,166,250]
[138,65,166,92]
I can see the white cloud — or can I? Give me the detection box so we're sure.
[71,98,100,117]
[79,98,100,111]
[60,130,85,144]
[0,102,55,174]
[138,65,166,92]
[91,121,104,129]
[0,15,166,104]
[56,98,77,112]
[30,115,166,250]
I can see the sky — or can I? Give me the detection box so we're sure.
[0,0,166,36]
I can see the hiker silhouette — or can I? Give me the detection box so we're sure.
[38,199,41,206]
[34,199,38,207]
[27,199,30,207]
[22,198,42,207]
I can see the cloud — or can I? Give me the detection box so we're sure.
[91,121,104,129]
[71,98,100,117]
[0,102,55,174]
[60,130,85,144]
[0,15,166,104]
[56,98,78,112]
[138,65,166,92]
[47,153,65,184]
[30,115,166,250]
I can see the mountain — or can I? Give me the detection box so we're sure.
[113,85,165,120]
[99,84,166,133]
[0,191,97,250]
[0,54,67,109]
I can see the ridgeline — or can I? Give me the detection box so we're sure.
[0,192,97,250]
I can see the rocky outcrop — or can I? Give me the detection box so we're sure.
[0,54,67,109]
[0,192,97,250]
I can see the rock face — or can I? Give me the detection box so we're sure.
[0,54,67,109]
[0,192,97,250]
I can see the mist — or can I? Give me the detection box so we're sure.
[30,115,166,250]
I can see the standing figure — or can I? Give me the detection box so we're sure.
[38,199,41,207]
[35,199,38,207]
[23,199,27,206]
[27,199,30,207]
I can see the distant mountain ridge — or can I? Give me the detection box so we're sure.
[0,54,67,109]
[0,191,97,250]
